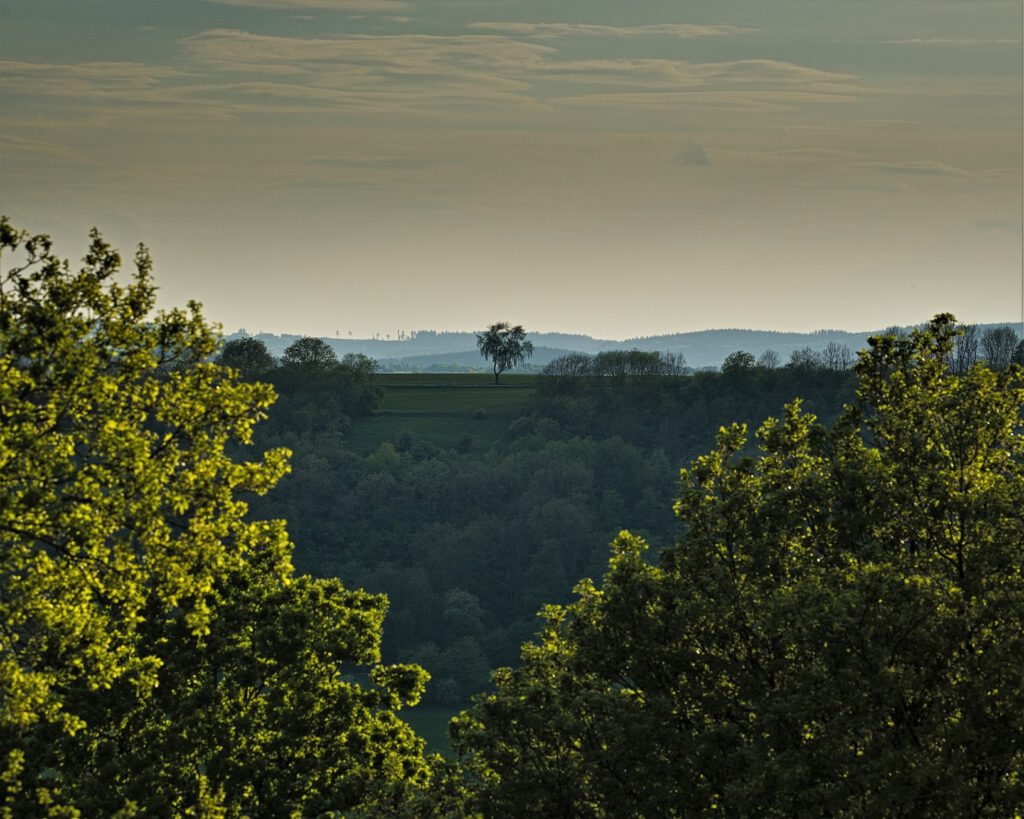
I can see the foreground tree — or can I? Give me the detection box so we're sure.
[0,218,431,816]
[452,315,1024,817]
[476,323,534,384]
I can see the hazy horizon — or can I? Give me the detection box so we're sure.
[2,0,1021,338]
[228,317,1024,344]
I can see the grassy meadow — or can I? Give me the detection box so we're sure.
[345,373,539,454]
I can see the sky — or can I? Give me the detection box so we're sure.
[1,0,1021,339]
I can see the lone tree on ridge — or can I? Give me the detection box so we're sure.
[476,322,534,384]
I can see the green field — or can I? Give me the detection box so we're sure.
[345,374,538,454]
[376,373,541,387]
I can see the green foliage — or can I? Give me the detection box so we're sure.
[281,335,338,370]
[476,323,534,384]
[591,349,684,378]
[342,352,379,378]
[0,219,432,816]
[217,336,277,379]
[534,363,856,460]
[721,349,756,373]
[452,315,1024,816]
[343,382,533,455]
[542,350,686,389]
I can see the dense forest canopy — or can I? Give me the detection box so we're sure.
[2,220,1022,816]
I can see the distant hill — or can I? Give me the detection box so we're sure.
[227,321,1021,371]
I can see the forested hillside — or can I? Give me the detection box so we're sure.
[245,359,857,704]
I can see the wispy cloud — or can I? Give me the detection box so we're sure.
[882,37,1021,45]
[466,22,756,39]
[0,60,185,100]
[182,29,554,73]
[973,218,1023,236]
[552,90,858,113]
[208,0,411,11]
[542,58,860,112]
[180,30,863,115]
[531,57,858,92]
[180,29,552,112]
[852,160,974,177]
[3,30,862,122]
[0,134,98,165]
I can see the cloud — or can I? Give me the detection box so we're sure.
[466,22,756,39]
[973,218,1023,236]
[0,134,97,165]
[182,29,554,73]
[677,143,710,166]
[176,30,555,113]
[208,0,411,11]
[882,37,1021,45]
[0,60,185,101]
[854,160,974,177]
[2,30,862,124]
[0,60,181,82]
[535,57,858,90]
[767,147,862,161]
[177,30,864,117]
[304,151,431,169]
[552,90,857,113]
[540,58,860,111]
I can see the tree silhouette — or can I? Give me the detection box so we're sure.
[476,322,534,384]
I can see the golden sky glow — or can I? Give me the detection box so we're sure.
[2,1,1021,338]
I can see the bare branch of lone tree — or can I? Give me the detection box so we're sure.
[757,349,781,370]
[981,325,1019,371]
[951,323,979,375]
[476,322,534,384]
[821,341,853,371]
